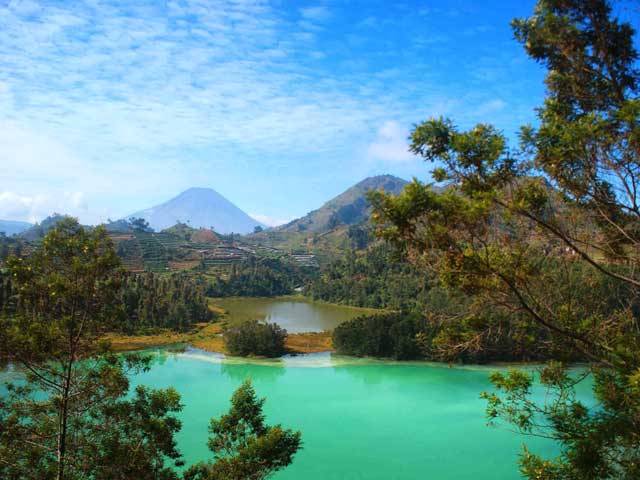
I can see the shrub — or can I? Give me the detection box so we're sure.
[224,320,287,357]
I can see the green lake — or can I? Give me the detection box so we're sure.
[211,296,379,333]
[1,296,595,479]
[129,349,593,480]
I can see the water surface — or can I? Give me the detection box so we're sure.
[129,349,593,480]
[211,296,378,333]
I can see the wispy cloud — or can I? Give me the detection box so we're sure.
[299,6,331,22]
[366,121,416,163]
[0,0,544,224]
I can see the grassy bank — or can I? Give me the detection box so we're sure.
[106,323,333,355]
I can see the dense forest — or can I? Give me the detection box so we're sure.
[118,273,213,333]
[305,242,429,310]
[0,258,213,334]
[309,240,608,363]
[205,257,307,297]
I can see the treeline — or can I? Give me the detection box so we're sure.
[0,269,213,333]
[119,272,213,333]
[305,243,428,310]
[333,312,426,360]
[206,257,307,297]
[332,260,636,363]
[333,311,562,363]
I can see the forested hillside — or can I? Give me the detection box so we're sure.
[206,256,309,297]
[305,242,429,310]
[0,264,213,334]
[277,175,407,234]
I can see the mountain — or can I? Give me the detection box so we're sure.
[279,174,408,234]
[127,187,265,234]
[0,220,33,236]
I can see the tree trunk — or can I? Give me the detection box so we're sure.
[56,359,73,480]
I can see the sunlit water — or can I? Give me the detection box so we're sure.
[125,349,594,480]
[1,294,595,480]
[211,296,379,333]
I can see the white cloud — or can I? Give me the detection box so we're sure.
[249,213,292,227]
[0,191,87,223]
[0,0,538,223]
[0,192,39,220]
[366,121,416,163]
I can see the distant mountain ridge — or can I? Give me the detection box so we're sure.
[0,219,33,236]
[278,174,408,233]
[127,187,265,234]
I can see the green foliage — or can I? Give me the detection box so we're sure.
[0,266,213,335]
[368,1,640,477]
[482,362,640,480]
[129,217,152,232]
[207,257,305,297]
[306,242,429,311]
[332,312,426,360]
[0,233,23,264]
[0,218,184,479]
[118,272,213,333]
[0,355,184,480]
[1,218,122,361]
[184,380,302,480]
[0,219,302,479]
[223,320,287,357]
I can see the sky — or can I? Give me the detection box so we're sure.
[0,0,608,226]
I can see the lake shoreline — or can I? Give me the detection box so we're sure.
[108,335,582,371]
[105,296,589,369]
[105,322,335,355]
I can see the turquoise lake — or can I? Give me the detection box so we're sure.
[127,349,594,480]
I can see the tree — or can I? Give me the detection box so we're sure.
[184,380,302,480]
[332,312,425,360]
[0,218,183,479]
[223,320,287,357]
[369,0,640,478]
[253,226,264,234]
[0,219,303,479]
[129,217,151,232]
[346,225,370,250]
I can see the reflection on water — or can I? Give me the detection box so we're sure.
[126,349,594,480]
[212,296,379,333]
[220,361,286,383]
[1,346,594,480]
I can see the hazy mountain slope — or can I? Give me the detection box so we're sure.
[279,175,408,233]
[128,187,265,234]
[0,220,33,236]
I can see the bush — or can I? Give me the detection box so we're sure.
[332,312,426,360]
[224,320,287,357]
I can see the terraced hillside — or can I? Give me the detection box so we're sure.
[133,232,170,272]
[111,234,144,272]
[109,226,318,276]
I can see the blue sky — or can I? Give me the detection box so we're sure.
[0,0,573,225]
